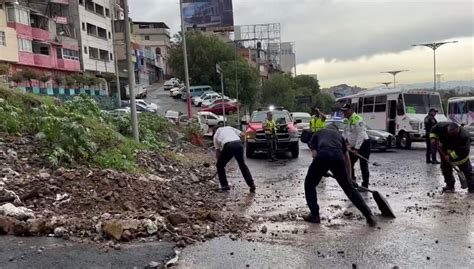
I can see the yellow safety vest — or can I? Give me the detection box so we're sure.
[311,117,325,133]
[264,119,276,135]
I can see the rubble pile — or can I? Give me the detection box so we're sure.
[0,134,254,247]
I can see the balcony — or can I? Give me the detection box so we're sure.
[19,52,35,66]
[32,28,51,42]
[7,22,32,37]
[34,54,52,68]
[57,59,81,71]
[49,0,69,4]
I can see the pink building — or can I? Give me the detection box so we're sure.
[5,1,81,82]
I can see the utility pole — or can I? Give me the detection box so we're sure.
[179,0,192,118]
[412,41,458,91]
[436,73,443,90]
[381,70,408,88]
[111,3,122,108]
[123,0,139,141]
[216,64,226,125]
[234,42,240,129]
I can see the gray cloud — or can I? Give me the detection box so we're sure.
[130,0,474,64]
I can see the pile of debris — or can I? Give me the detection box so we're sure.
[0,134,254,248]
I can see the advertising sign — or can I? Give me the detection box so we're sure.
[182,0,234,31]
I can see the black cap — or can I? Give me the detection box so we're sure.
[340,103,353,111]
[429,108,438,113]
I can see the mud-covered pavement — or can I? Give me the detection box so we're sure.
[179,143,474,268]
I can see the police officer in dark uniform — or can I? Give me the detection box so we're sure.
[430,122,474,193]
[424,108,439,164]
[303,124,377,226]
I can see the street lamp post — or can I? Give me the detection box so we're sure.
[412,41,458,91]
[111,3,122,108]
[179,0,192,118]
[381,70,408,88]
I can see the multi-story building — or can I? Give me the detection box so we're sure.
[0,2,19,72]
[131,21,171,83]
[2,0,81,80]
[70,0,115,75]
[280,42,296,76]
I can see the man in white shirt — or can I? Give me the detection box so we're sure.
[213,126,256,193]
[341,103,372,189]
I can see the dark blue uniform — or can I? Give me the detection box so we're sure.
[305,128,373,219]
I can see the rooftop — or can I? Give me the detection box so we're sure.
[133,22,170,29]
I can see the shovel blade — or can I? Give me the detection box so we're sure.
[457,172,468,189]
[372,191,396,218]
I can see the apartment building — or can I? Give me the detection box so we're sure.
[0,2,19,68]
[70,0,115,75]
[132,21,171,83]
[2,0,81,78]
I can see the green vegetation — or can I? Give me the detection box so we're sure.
[0,86,182,172]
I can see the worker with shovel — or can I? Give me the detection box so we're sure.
[264,111,278,162]
[430,122,474,193]
[302,124,377,226]
[340,103,372,190]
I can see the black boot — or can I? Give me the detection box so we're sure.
[366,214,377,227]
[442,185,455,193]
[303,214,321,223]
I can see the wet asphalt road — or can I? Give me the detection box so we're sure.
[179,144,474,268]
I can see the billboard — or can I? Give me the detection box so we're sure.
[183,0,234,31]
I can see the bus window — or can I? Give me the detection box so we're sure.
[397,94,405,116]
[358,98,363,113]
[374,95,387,112]
[363,97,374,112]
[403,94,442,114]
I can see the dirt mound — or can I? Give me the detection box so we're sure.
[0,134,253,247]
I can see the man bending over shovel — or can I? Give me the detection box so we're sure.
[303,124,377,226]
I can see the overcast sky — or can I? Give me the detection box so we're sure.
[130,0,474,88]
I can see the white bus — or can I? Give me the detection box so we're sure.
[447,96,474,141]
[336,88,448,149]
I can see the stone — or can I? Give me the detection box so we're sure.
[0,203,35,221]
[229,234,238,241]
[95,222,103,234]
[104,220,123,240]
[190,173,200,183]
[167,213,189,226]
[62,172,75,180]
[207,211,221,222]
[146,261,161,269]
[121,230,134,241]
[176,240,186,248]
[12,221,28,236]
[143,219,158,235]
[123,201,137,212]
[54,227,67,238]
[38,172,50,179]
[121,219,140,231]
[0,215,17,235]
[204,231,216,239]
[260,225,268,234]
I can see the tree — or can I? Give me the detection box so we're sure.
[169,32,237,86]
[54,75,66,87]
[261,74,296,110]
[220,59,260,109]
[313,92,335,114]
[10,73,23,86]
[22,69,39,88]
[39,74,50,88]
[294,75,320,96]
[0,63,10,76]
[65,76,76,88]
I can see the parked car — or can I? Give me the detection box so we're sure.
[199,101,239,115]
[122,99,158,112]
[181,85,213,101]
[192,91,216,103]
[197,111,226,126]
[170,87,186,98]
[122,102,156,113]
[164,110,181,124]
[201,96,237,107]
[124,85,147,99]
[291,112,312,136]
[195,93,221,107]
[324,117,397,152]
[244,107,300,158]
[178,114,212,136]
[164,79,180,90]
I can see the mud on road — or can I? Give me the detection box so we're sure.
[179,144,474,268]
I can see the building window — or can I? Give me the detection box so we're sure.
[84,46,88,54]
[82,22,86,31]
[145,35,150,41]
[110,53,113,61]
[95,4,104,16]
[89,47,99,60]
[108,31,111,39]
[57,48,63,59]
[62,48,80,60]
[18,39,32,52]
[105,8,110,17]
[97,27,107,39]
[79,0,84,5]
[85,0,94,12]
[87,23,97,36]
[99,49,109,61]
[7,7,30,25]
[33,42,50,55]
[0,31,5,46]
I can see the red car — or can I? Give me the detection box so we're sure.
[199,102,239,115]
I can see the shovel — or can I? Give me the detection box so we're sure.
[437,149,468,189]
[326,172,396,218]
[349,149,381,166]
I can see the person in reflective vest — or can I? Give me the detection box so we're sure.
[341,103,371,190]
[264,111,278,161]
[430,122,473,193]
[310,108,326,133]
